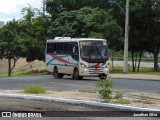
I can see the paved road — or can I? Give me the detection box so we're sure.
[0,75,159,94]
[0,97,125,116]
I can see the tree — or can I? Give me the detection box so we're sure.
[20,5,51,62]
[46,0,109,19]
[129,0,160,71]
[145,0,160,71]
[0,20,25,76]
[111,0,160,71]
[128,0,150,71]
[48,7,96,38]
[48,7,122,42]
[85,8,123,71]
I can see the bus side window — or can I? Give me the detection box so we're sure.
[68,43,73,55]
[56,43,62,54]
[47,43,54,53]
[53,43,56,54]
[62,43,68,54]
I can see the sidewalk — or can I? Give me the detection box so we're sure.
[109,74,160,80]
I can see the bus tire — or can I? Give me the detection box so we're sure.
[72,68,83,80]
[54,67,63,78]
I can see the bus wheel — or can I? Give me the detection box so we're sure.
[73,68,83,80]
[54,68,63,78]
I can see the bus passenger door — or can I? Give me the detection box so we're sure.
[71,43,79,73]
[65,43,74,74]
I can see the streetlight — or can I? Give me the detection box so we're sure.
[108,0,129,73]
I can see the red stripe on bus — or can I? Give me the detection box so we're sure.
[50,55,73,64]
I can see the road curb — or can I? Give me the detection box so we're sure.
[0,93,159,112]
[108,77,160,81]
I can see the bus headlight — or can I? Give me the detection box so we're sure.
[105,63,110,68]
[80,63,87,68]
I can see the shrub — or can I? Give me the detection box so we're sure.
[24,85,46,94]
[114,91,123,99]
[96,79,113,101]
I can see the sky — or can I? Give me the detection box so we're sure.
[0,0,43,23]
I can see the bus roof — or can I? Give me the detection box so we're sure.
[47,37,106,43]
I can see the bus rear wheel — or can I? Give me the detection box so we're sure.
[72,68,83,80]
[53,68,63,78]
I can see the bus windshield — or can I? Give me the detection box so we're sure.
[80,40,109,63]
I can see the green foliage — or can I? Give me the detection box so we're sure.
[48,7,122,50]
[48,7,96,38]
[24,85,46,94]
[0,20,26,76]
[114,91,123,99]
[96,79,113,100]
[111,0,160,71]
[46,0,108,18]
[1,0,160,74]
[134,94,153,104]
[19,6,51,62]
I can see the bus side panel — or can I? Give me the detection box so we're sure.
[46,54,65,73]
[64,55,79,75]
[46,54,78,74]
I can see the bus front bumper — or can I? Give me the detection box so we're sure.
[79,67,109,77]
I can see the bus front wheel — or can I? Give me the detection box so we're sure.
[53,68,63,78]
[73,68,83,80]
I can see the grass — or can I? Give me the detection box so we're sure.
[134,95,153,104]
[110,66,160,76]
[114,91,123,99]
[24,85,46,94]
[111,99,131,104]
[78,89,96,93]
[0,69,47,77]
[0,72,8,77]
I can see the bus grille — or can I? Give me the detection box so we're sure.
[88,67,104,74]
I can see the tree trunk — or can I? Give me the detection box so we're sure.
[153,43,160,71]
[111,49,114,72]
[8,57,19,77]
[138,51,142,72]
[8,58,12,77]
[135,53,138,71]
[131,50,135,72]
[154,53,159,71]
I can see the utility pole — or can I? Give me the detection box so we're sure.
[43,0,46,16]
[108,0,129,73]
[123,0,129,73]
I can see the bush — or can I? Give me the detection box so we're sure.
[96,79,113,101]
[114,91,123,99]
[24,85,46,94]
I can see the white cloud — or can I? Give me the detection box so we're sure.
[0,0,18,13]
[0,0,42,22]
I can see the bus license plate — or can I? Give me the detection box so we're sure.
[94,69,99,73]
